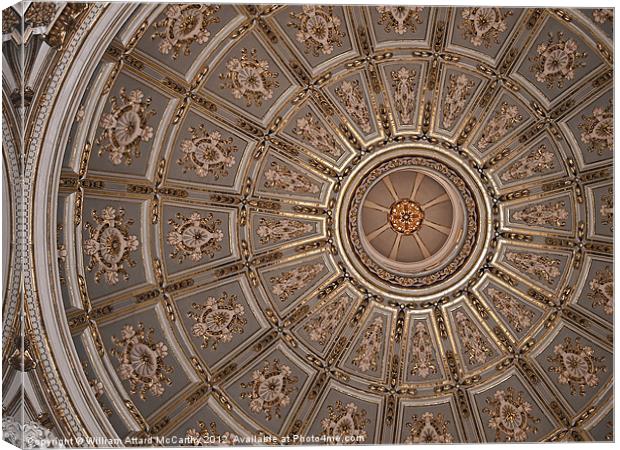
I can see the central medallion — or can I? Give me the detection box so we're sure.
[336,146,491,299]
[388,199,424,234]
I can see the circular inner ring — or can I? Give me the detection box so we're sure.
[338,150,488,298]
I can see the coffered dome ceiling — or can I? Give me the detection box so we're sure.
[3,3,614,445]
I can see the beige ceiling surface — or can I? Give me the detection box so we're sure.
[2,3,614,445]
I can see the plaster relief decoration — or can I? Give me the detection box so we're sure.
[2,3,614,447]
[500,144,555,182]
[405,413,454,443]
[83,206,139,285]
[588,266,613,316]
[320,401,369,443]
[477,102,522,150]
[408,321,438,378]
[178,125,238,178]
[483,387,540,442]
[442,73,474,128]
[220,48,279,107]
[96,88,156,165]
[530,32,586,89]
[288,6,345,56]
[110,323,173,400]
[459,8,511,47]
[376,6,424,34]
[167,212,224,262]
[264,161,320,194]
[240,359,298,420]
[152,4,221,59]
[547,337,606,396]
[293,113,343,158]
[335,79,372,133]
[391,67,418,125]
[188,292,247,350]
[579,102,614,155]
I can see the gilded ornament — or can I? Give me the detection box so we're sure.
[220,48,279,107]
[270,263,323,301]
[293,113,343,158]
[405,412,454,443]
[579,102,613,155]
[459,8,511,47]
[513,201,569,227]
[487,288,535,334]
[152,5,220,59]
[96,88,156,165]
[352,317,383,372]
[111,323,173,400]
[264,161,320,194]
[257,218,313,244]
[588,267,613,316]
[320,401,369,444]
[187,292,246,350]
[391,67,418,125]
[442,73,474,128]
[240,359,298,420]
[409,322,438,378]
[303,295,348,346]
[376,6,424,34]
[167,212,224,262]
[83,207,139,285]
[335,79,371,133]
[288,6,345,56]
[484,387,539,442]
[530,32,586,89]
[178,125,238,179]
[505,251,561,285]
[547,337,606,395]
[477,102,522,150]
[500,145,555,182]
[454,311,494,366]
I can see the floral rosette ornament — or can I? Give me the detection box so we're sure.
[188,292,247,350]
[111,323,173,400]
[220,48,279,107]
[167,212,224,262]
[240,359,298,420]
[405,412,454,443]
[547,337,606,395]
[178,125,238,179]
[459,8,510,47]
[97,88,156,165]
[588,267,613,315]
[152,4,220,59]
[530,32,586,88]
[320,401,369,444]
[376,6,424,34]
[484,387,539,442]
[83,207,139,285]
[579,103,613,155]
[288,6,345,56]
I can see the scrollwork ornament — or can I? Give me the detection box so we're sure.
[178,125,238,179]
[111,323,173,400]
[288,6,345,56]
[83,207,139,285]
[96,88,156,165]
[220,48,279,107]
[547,337,606,395]
[240,359,298,420]
[188,292,247,350]
[167,212,224,262]
[152,5,220,59]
